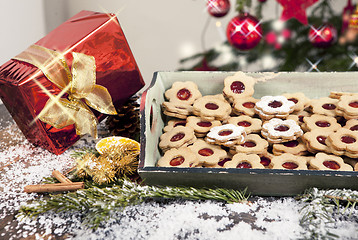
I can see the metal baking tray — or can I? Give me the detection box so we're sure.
[138,71,358,196]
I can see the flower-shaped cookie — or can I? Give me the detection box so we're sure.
[223,153,264,169]
[258,151,275,169]
[193,95,231,121]
[227,116,262,134]
[206,124,246,147]
[223,72,256,103]
[232,97,258,117]
[344,119,358,132]
[302,129,332,154]
[282,92,310,113]
[165,81,202,105]
[337,95,358,119]
[157,148,199,167]
[233,134,268,155]
[309,97,339,117]
[159,126,196,152]
[255,96,295,120]
[188,139,227,166]
[163,119,187,132]
[261,118,303,144]
[186,116,221,138]
[162,101,193,119]
[272,139,308,156]
[287,110,311,126]
[309,152,353,171]
[326,128,358,158]
[270,153,308,170]
[302,114,341,132]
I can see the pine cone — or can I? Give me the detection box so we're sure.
[106,95,140,139]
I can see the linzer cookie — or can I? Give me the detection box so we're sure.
[193,95,231,121]
[282,92,310,113]
[344,119,358,131]
[206,124,246,147]
[232,97,258,116]
[326,128,358,158]
[159,126,196,152]
[164,81,202,105]
[336,95,358,119]
[227,116,262,134]
[309,152,353,171]
[302,129,332,154]
[232,134,268,155]
[309,97,339,117]
[188,139,227,166]
[162,101,193,119]
[223,153,264,169]
[272,139,308,156]
[270,153,308,170]
[261,118,303,144]
[187,116,221,138]
[302,114,341,132]
[157,148,199,167]
[258,151,275,169]
[163,119,187,132]
[329,91,358,99]
[223,72,256,103]
[254,96,295,120]
[287,110,311,126]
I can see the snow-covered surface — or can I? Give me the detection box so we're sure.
[1,117,358,240]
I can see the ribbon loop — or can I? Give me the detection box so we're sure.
[13,44,117,138]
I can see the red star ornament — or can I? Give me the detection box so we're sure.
[277,0,319,25]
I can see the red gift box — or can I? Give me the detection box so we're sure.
[0,10,144,155]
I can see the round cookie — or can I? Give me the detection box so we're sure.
[157,148,199,167]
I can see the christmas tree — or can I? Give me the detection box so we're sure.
[179,0,358,72]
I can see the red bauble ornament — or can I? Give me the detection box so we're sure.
[207,0,230,18]
[309,24,337,48]
[226,13,262,50]
[276,0,319,25]
[258,0,267,2]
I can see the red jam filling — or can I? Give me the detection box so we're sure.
[218,158,231,167]
[268,100,282,108]
[205,103,219,110]
[243,102,255,108]
[341,135,356,144]
[322,103,336,110]
[174,122,186,127]
[170,133,185,142]
[236,162,252,169]
[197,121,212,127]
[283,140,299,148]
[170,156,185,166]
[323,160,340,170]
[219,130,233,136]
[260,156,271,166]
[288,98,298,104]
[230,81,245,94]
[350,125,358,131]
[177,88,191,101]
[315,121,330,127]
[316,136,327,145]
[198,148,214,156]
[241,141,256,148]
[238,121,251,127]
[274,125,289,132]
[282,162,298,169]
[349,101,358,108]
[298,115,304,123]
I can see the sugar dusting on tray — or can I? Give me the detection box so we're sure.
[1,120,358,239]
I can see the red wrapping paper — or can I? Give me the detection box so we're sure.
[0,10,144,155]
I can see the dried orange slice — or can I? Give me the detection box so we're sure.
[95,136,140,154]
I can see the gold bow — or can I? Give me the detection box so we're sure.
[13,44,117,138]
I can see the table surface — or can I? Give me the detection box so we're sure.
[0,104,358,240]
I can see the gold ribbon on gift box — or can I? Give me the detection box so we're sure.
[13,44,117,138]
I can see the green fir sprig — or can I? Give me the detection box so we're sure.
[19,179,250,229]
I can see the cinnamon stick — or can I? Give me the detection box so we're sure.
[52,170,72,183]
[24,182,84,193]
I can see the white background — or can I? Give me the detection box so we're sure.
[0,0,345,88]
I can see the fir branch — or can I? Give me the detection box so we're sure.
[18,179,249,229]
[71,147,99,159]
